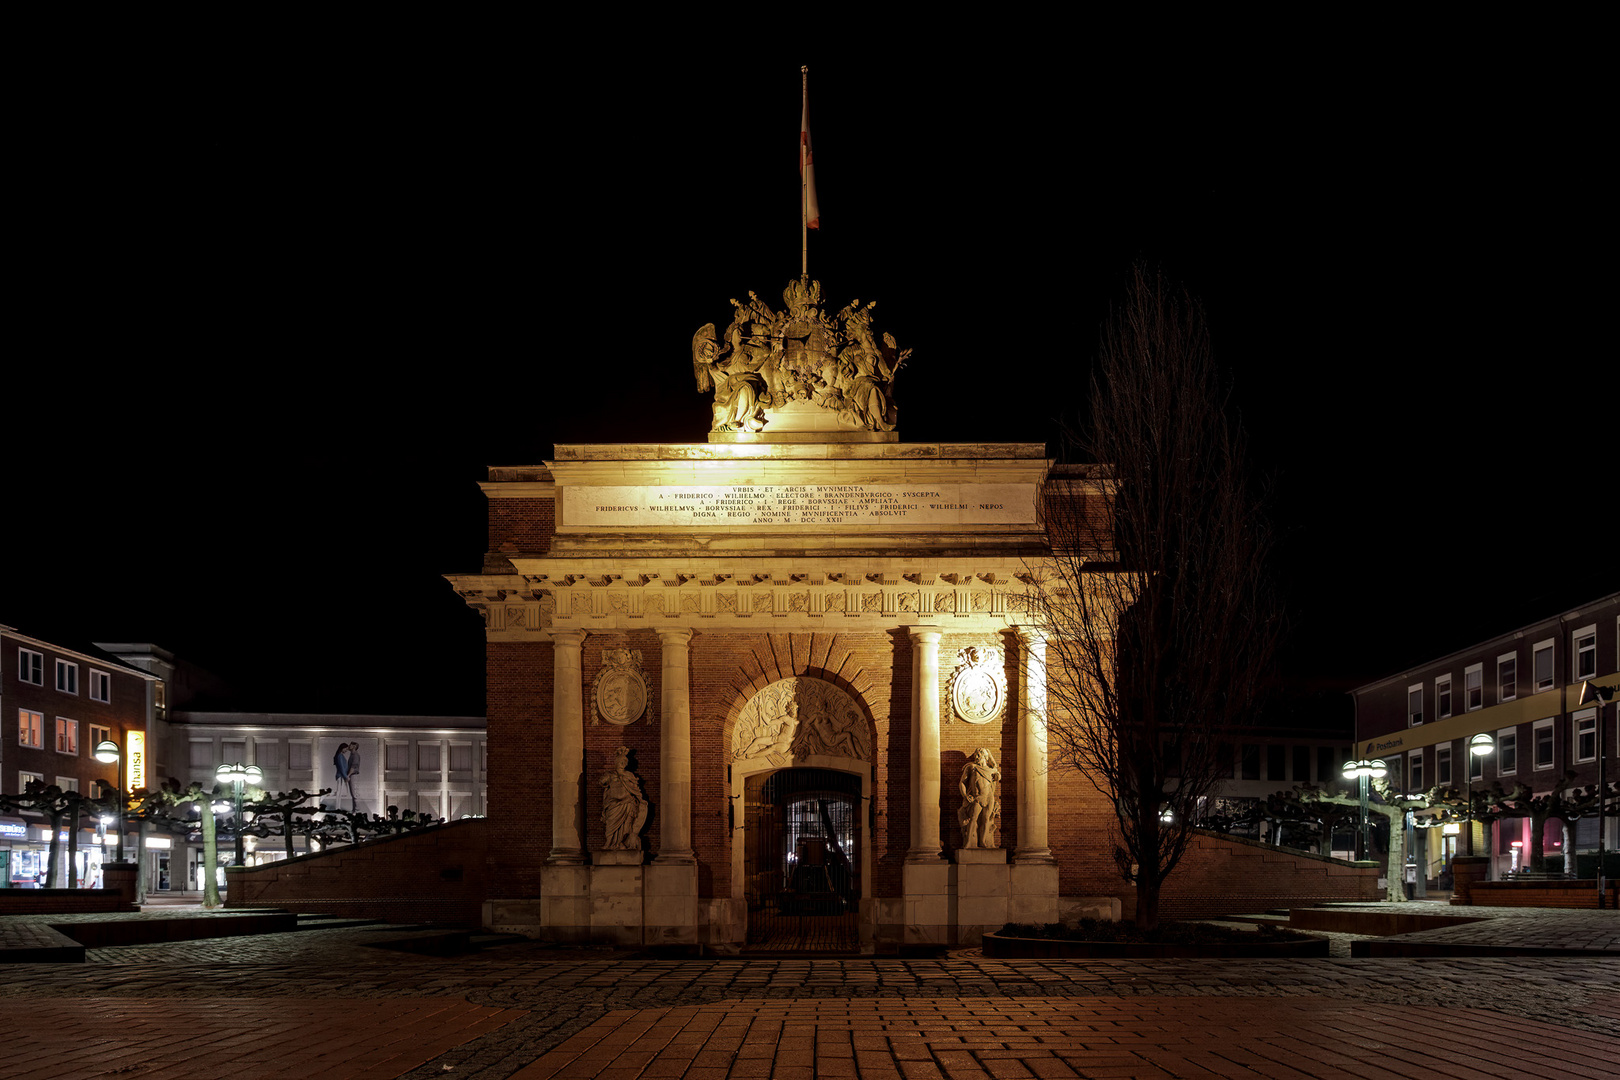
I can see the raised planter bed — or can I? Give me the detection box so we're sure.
[982,930,1329,959]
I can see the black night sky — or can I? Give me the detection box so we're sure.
[10,41,1614,721]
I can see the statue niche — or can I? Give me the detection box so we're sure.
[693,279,910,434]
[730,676,871,767]
[958,748,1001,850]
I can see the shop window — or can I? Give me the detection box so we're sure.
[1436,674,1452,719]
[17,647,44,685]
[19,709,43,749]
[56,660,78,695]
[1407,684,1423,726]
[1437,746,1453,786]
[1532,640,1554,693]
[56,717,78,755]
[1497,654,1516,703]
[89,669,111,703]
[1576,709,1597,763]
[1497,730,1517,776]
[1465,664,1483,710]
[1534,719,1554,770]
[1574,625,1597,681]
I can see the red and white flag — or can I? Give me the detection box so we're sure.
[800,95,820,230]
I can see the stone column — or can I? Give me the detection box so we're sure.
[547,629,588,865]
[654,627,695,863]
[908,627,943,861]
[1014,627,1054,863]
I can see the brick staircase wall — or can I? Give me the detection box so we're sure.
[224,818,490,926]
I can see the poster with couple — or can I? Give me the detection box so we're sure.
[318,736,377,814]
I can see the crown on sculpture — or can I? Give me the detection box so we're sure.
[691,279,912,436]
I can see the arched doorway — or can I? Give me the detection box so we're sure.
[743,767,861,952]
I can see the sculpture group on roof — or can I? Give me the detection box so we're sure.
[692,278,910,433]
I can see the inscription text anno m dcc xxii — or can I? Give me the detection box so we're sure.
[563,483,1035,528]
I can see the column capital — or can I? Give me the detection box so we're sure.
[546,628,589,648]
[907,626,943,644]
[655,627,694,647]
[1014,625,1047,647]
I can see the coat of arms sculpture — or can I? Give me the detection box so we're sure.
[949,646,1007,725]
[593,649,649,726]
[692,278,911,433]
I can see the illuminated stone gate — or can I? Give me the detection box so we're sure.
[448,279,1104,950]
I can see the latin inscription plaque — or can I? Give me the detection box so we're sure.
[564,483,1036,528]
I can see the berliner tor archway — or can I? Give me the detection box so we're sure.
[452,275,1103,952]
[731,676,873,951]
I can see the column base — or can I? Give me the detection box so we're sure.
[546,849,587,866]
[1012,848,1055,865]
[905,848,944,864]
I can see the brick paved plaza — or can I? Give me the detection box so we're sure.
[3,907,1618,1080]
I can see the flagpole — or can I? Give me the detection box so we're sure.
[801,65,809,285]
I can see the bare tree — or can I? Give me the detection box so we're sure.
[1028,264,1281,929]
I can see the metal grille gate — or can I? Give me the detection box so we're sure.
[743,768,860,952]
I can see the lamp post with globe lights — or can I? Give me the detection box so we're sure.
[93,739,126,862]
[215,762,262,867]
[1466,732,1495,857]
[1341,758,1387,861]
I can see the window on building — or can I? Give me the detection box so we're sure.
[1532,640,1554,693]
[1437,746,1453,786]
[56,718,78,755]
[221,740,245,765]
[1407,684,1423,726]
[189,742,214,769]
[450,743,474,774]
[386,743,410,772]
[1465,664,1483,710]
[88,724,111,752]
[416,791,444,819]
[19,709,44,748]
[1408,750,1424,792]
[288,742,312,772]
[1575,709,1597,763]
[58,776,79,793]
[89,669,111,703]
[255,741,280,769]
[1469,746,1484,782]
[419,742,442,774]
[1497,729,1517,775]
[1534,719,1554,770]
[1497,654,1516,702]
[154,681,167,720]
[1317,746,1334,783]
[1217,743,1233,778]
[1574,625,1597,681]
[19,770,45,791]
[56,660,78,695]
[1267,744,1286,781]
[1241,744,1260,781]
[17,648,44,685]
[1293,745,1310,783]
[1436,674,1452,719]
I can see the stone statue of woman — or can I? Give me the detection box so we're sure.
[599,746,648,850]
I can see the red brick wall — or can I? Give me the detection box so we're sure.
[487,495,555,563]
[486,642,551,897]
[225,819,491,926]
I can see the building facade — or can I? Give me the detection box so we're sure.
[2,627,158,888]
[1351,592,1620,883]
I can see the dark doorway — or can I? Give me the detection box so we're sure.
[743,767,861,952]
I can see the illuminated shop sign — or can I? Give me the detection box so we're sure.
[128,731,146,791]
[0,821,27,840]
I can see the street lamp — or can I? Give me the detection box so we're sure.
[93,739,126,862]
[1466,732,1495,858]
[1341,758,1387,861]
[215,762,263,866]
[1579,680,1615,908]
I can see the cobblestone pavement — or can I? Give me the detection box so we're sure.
[5,908,1619,1080]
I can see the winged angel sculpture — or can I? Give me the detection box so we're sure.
[693,278,910,433]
